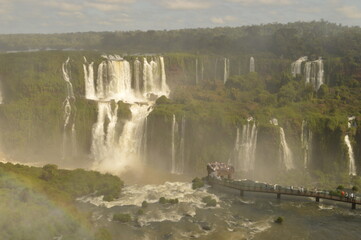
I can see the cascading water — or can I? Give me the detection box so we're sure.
[61,57,76,159]
[345,116,357,176]
[345,135,356,176]
[270,118,295,170]
[83,57,96,100]
[195,58,199,85]
[301,120,312,169]
[293,56,324,91]
[291,56,307,77]
[133,58,141,95]
[171,114,178,174]
[85,55,170,174]
[178,116,186,174]
[0,81,3,104]
[231,118,258,172]
[250,57,255,73]
[223,58,230,84]
[279,128,295,170]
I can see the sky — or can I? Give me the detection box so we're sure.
[1,0,361,34]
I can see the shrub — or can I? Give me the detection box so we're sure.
[113,213,131,223]
[159,197,179,204]
[274,216,283,224]
[202,196,217,207]
[192,177,204,190]
[141,200,148,208]
[336,185,344,190]
[352,186,358,192]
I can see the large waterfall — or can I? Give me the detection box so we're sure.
[292,56,324,91]
[84,55,170,174]
[301,120,312,169]
[61,57,76,160]
[231,118,258,172]
[250,57,255,73]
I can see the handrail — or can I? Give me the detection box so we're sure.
[208,178,361,205]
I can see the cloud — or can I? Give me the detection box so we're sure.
[211,16,237,24]
[45,1,83,11]
[338,6,361,19]
[227,0,292,5]
[163,0,212,10]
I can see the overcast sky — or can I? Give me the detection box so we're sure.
[1,0,361,34]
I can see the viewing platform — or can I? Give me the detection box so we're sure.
[207,177,361,209]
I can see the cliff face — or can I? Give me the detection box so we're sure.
[0,51,359,179]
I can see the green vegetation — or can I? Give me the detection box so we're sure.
[0,162,123,240]
[202,196,217,207]
[274,216,284,224]
[192,177,205,189]
[159,197,179,204]
[112,213,132,223]
[141,200,148,208]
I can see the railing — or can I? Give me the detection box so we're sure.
[208,177,361,205]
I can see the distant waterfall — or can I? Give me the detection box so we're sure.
[291,56,307,77]
[223,58,230,84]
[345,135,356,176]
[292,56,324,91]
[279,128,295,170]
[250,57,255,73]
[61,57,76,159]
[134,58,141,95]
[301,120,312,169]
[345,116,357,176]
[179,116,186,174]
[0,81,3,104]
[84,55,170,174]
[83,57,96,100]
[171,114,178,174]
[195,58,199,85]
[170,114,186,174]
[232,118,258,172]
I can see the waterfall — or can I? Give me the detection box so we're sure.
[291,56,307,77]
[178,116,186,174]
[171,114,177,174]
[223,58,230,84]
[86,55,170,174]
[232,118,258,172]
[0,81,3,104]
[293,56,324,91]
[315,58,324,90]
[250,57,255,73]
[83,57,96,100]
[195,58,198,85]
[279,127,295,170]
[301,120,312,169]
[345,135,357,176]
[61,57,76,159]
[133,58,141,95]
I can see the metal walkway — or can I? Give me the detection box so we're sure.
[207,177,361,209]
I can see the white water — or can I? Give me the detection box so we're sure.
[224,58,230,84]
[78,182,219,226]
[293,56,324,91]
[232,118,258,172]
[179,116,186,174]
[301,120,312,169]
[85,55,170,174]
[171,114,178,174]
[279,127,295,170]
[61,57,76,159]
[291,56,307,77]
[83,57,96,100]
[345,135,357,176]
[195,58,199,85]
[250,57,255,72]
